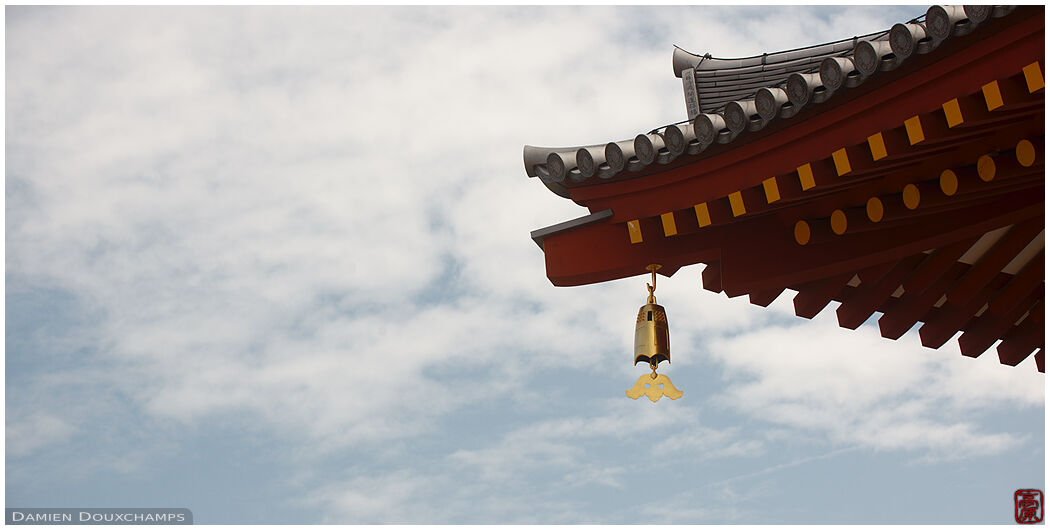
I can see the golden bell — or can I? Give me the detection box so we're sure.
[634,301,670,366]
[634,265,670,366]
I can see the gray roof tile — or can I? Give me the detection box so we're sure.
[524,5,1021,194]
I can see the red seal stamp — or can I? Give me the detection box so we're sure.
[1015,489,1043,524]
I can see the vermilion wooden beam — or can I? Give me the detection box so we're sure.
[901,237,980,295]
[837,254,926,330]
[919,271,1017,349]
[994,71,1040,110]
[736,186,768,218]
[925,170,1047,214]
[705,198,735,227]
[945,219,1043,305]
[997,301,1044,366]
[804,159,839,191]
[879,125,911,156]
[766,120,1035,220]
[749,288,785,307]
[958,282,1043,358]
[987,252,1045,316]
[541,218,695,286]
[879,261,971,340]
[955,84,1039,130]
[953,90,996,127]
[542,176,1041,288]
[836,143,877,176]
[856,261,896,284]
[909,111,953,146]
[792,273,854,319]
[618,133,1039,252]
[701,261,723,293]
[850,288,948,322]
[719,192,1042,296]
[773,171,808,203]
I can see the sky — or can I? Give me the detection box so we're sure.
[5,5,1045,525]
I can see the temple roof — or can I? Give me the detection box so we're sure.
[523,5,1018,198]
[523,5,1045,371]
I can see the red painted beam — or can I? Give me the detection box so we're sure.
[902,237,980,295]
[997,301,1044,366]
[945,219,1043,305]
[837,254,927,330]
[541,217,697,286]
[856,260,897,284]
[987,253,1045,317]
[958,278,1043,358]
[749,288,785,308]
[919,271,1018,349]
[792,273,854,319]
[879,261,971,340]
[719,191,1042,296]
[701,261,723,293]
[542,177,1042,288]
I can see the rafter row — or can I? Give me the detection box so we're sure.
[624,62,1044,245]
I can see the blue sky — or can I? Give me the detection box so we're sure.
[6,5,1044,524]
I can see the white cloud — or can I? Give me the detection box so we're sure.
[6,414,75,457]
[307,468,438,524]
[447,401,690,483]
[709,446,862,488]
[656,424,765,459]
[304,401,766,523]
[707,294,1043,459]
